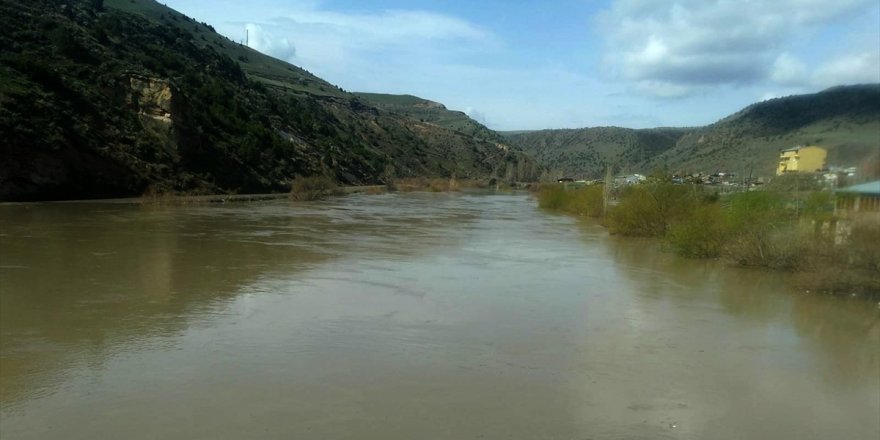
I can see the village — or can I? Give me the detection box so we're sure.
[555,144,879,217]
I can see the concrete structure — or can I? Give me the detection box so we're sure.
[776,146,827,176]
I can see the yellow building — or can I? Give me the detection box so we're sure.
[776,145,827,175]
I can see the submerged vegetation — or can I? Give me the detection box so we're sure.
[289,176,340,201]
[536,180,880,296]
[537,184,605,217]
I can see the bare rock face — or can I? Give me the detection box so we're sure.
[126,74,174,123]
[414,100,447,110]
[125,74,178,157]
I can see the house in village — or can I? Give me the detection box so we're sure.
[835,180,880,221]
[613,174,646,186]
[776,145,827,176]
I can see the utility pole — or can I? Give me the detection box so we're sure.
[246,28,249,46]
[603,165,613,217]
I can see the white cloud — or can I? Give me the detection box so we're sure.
[760,92,781,102]
[598,0,878,97]
[244,23,296,61]
[165,0,878,130]
[283,9,491,44]
[634,80,695,99]
[770,53,808,86]
[812,52,880,86]
[212,5,495,85]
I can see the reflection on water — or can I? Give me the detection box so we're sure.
[608,237,880,386]
[1,193,877,439]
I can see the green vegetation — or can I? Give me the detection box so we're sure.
[507,85,880,179]
[537,184,605,218]
[289,176,340,201]
[666,203,727,258]
[354,92,507,144]
[389,176,494,192]
[507,127,689,179]
[606,184,700,236]
[0,0,540,201]
[538,182,880,296]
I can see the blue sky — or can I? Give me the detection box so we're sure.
[164,0,880,130]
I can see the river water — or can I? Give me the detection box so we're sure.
[1,192,877,439]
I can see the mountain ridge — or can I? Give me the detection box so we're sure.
[0,0,540,201]
[506,84,880,178]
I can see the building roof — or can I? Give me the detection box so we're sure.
[779,145,824,152]
[837,180,880,196]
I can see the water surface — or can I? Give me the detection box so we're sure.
[1,193,878,439]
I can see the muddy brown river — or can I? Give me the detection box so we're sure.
[1,192,878,439]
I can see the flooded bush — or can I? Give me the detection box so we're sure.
[724,223,811,269]
[798,220,880,295]
[567,185,605,217]
[537,184,604,217]
[606,184,698,237]
[428,177,460,192]
[289,175,339,201]
[720,191,799,268]
[537,184,568,210]
[666,203,727,258]
[537,182,880,296]
[388,177,424,192]
[390,177,462,192]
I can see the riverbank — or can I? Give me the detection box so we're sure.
[0,185,389,206]
[535,182,880,298]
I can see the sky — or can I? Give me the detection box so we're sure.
[163,0,880,131]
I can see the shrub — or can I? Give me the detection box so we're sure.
[537,184,568,210]
[390,177,461,192]
[802,190,835,222]
[848,220,880,273]
[536,184,605,217]
[391,177,427,192]
[607,184,698,237]
[721,191,806,268]
[667,203,727,258]
[797,220,880,295]
[724,223,811,269]
[566,185,605,217]
[724,191,789,232]
[289,175,339,201]
[428,177,459,192]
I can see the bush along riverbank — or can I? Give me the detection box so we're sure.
[535,181,880,297]
[287,175,526,200]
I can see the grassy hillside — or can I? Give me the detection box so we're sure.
[0,0,539,200]
[506,127,690,178]
[508,85,879,179]
[354,92,507,144]
[647,85,880,176]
